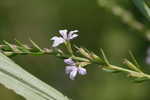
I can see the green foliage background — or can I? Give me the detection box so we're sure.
[0,0,149,100]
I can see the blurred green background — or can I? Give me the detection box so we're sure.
[0,0,150,100]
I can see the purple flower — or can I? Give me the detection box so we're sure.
[51,29,78,47]
[64,58,87,80]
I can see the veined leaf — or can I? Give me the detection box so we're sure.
[133,0,150,20]
[0,52,69,100]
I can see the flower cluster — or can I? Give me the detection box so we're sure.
[64,58,87,80]
[146,47,150,64]
[51,29,87,80]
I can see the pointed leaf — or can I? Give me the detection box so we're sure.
[15,39,31,53]
[123,59,142,72]
[100,49,110,65]
[129,51,141,69]
[133,0,150,20]
[0,52,69,100]
[3,40,20,52]
[29,39,43,52]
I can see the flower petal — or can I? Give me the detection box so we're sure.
[64,58,75,65]
[65,66,77,74]
[68,30,79,40]
[69,30,78,34]
[69,70,77,80]
[78,67,87,75]
[51,36,65,47]
[59,29,68,40]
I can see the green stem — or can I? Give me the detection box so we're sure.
[109,65,150,79]
[65,42,74,56]
[57,52,150,80]
[1,48,90,62]
[1,44,150,81]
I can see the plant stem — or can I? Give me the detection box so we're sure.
[1,44,150,81]
[108,65,150,79]
[65,42,74,56]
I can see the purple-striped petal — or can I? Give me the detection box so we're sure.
[59,29,68,40]
[68,30,79,40]
[51,36,65,47]
[64,58,75,65]
[65,66,77,74]
[78,67,87,75]
[69,70,78,80]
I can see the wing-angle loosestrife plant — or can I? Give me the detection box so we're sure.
[1,29,150,82]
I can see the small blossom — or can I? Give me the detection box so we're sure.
[51,36,65,47]
[64,58,87,80]
[51,29,78,47]
[64,58,75,65]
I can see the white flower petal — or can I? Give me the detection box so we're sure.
[69,34,78,40]
[64,58,75,65]
[59,29,68,40]
[51,36,65,47]
[69,30,78,34]
[78,67,87,75]
[68,30,79,40]
[65,66,77,74]
[69,70,77,80]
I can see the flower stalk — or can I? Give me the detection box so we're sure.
[65,42,74,56]
[0,29,150,82]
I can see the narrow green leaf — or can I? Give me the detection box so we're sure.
[103,67,120,73]
[15,39,31,53]
[3,40,19,52]
[100,49,110,65]
[129,51,141,68]
[29,39,43,52]
[133,77,149,83]
[133,0,150,20]
[75,46,92,59]
[0,45,12,51]
[0,52,69,100]
[123,59,142,73]
[2,52,17,57]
